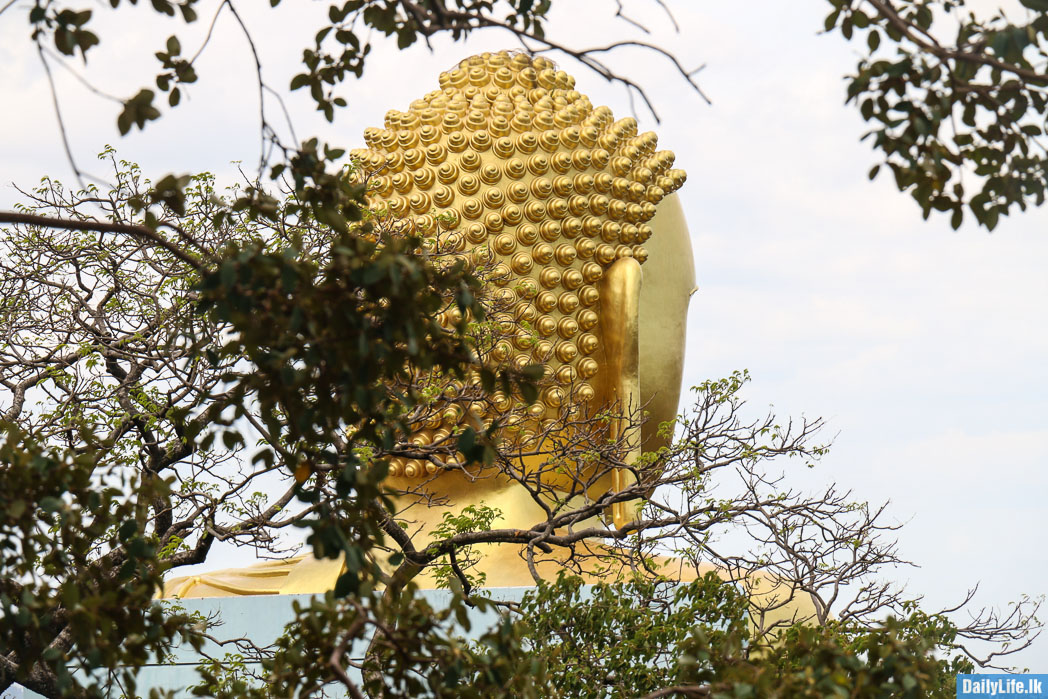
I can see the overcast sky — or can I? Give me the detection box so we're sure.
[2,0,1046,670]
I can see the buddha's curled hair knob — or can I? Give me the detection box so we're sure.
[353,50,687,479]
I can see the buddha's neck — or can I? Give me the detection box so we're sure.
[383,472,609,587]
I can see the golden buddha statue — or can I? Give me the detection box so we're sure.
[163,50,694,597]
[355,49,690,536]
[162,53,812,632]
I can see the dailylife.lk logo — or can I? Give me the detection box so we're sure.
[957,675,1048,697]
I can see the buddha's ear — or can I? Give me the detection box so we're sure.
[597,256,643,529]
[597,256,642,407]
[637,193,696,456]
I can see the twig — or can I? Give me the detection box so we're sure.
[0,211,204,269]
[638,684,711,698]
[41,46,122,102]
[37,44,89,191]
[225,0,269,174]
[865,0,1048,85]
[189,0,230,65]
[329,615,367,699]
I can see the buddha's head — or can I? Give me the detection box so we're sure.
[350,51,694,488]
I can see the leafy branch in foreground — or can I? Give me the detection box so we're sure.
[0,424,200,698]
[826,0,1048,230]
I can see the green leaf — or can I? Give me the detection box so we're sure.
[118,90,161,134]
[220,260,236,288]
[520,364,544,382]
[118,519,138,540]
[457,426,476,454]
[867,28,880,51]
[824,8,840,31]
[55,28,76,55]
[39,496,63,513]
[76,29,100,56]
[8,499,26,519]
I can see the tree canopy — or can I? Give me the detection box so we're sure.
[1,150,1039,697]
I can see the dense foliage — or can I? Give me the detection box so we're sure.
[826,0,1048,229]
[1,156,1037,698]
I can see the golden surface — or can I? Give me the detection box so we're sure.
[598,256,643,528]
[350,50,687,486]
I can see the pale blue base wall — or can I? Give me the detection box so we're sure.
[11,588,534,699]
